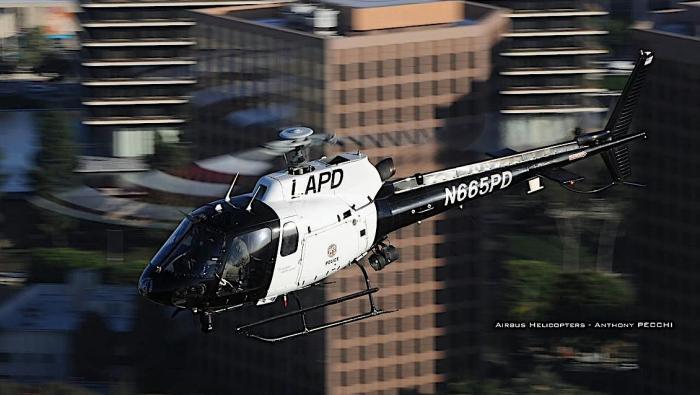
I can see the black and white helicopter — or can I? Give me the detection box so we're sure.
[138,51,654,341]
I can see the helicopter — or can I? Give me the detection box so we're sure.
[138,50,654,342]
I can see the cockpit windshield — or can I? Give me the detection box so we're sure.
[150,218,192,267]
[142,198,281,309]
[151,219,226,279]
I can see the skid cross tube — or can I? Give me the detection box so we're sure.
[236,262,394,342]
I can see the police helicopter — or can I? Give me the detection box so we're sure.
[138,51,654,342]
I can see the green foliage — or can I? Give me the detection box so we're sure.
[603,18,632,49]
[37,382,98,395]
[446,376,503,395]
[603,75,628,91]
[36,209,78,247]
[505,235,564,264]
[33,111,77,193]
[504,261,635,322]
[445,367,604,395]
[504,260,560,321]
[18,27,50,70]
[510,366,604,395]
[27,247,146,284]
[32,111,79,245]
[504,234,594,265]
[28,247,104,282]
[106,259,149,284]
[551,271,635,321]
[0,381,97,395]
[148,133,190,172]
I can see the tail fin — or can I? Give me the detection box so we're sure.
[602,50,654,181]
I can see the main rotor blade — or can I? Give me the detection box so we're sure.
[195,129,346,175]
[195,152,275,176]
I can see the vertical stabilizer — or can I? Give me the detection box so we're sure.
[602,50,654,180]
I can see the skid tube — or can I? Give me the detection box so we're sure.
[236,262,395,343]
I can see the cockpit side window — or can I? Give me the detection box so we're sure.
[280,222,299,257]
[221,227,272,289]
[255,184,268,201]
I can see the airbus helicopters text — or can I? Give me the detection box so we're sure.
[138,51,654,342]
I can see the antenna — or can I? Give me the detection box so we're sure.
[245,185,261,212]
[225,173,239,206]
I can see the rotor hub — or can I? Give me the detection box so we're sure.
[279,127,314,141]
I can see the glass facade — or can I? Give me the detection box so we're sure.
[191,19,325,158]
[79,1,200,157]
[190,3,509,394]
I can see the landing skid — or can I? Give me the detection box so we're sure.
[236,262,394,342]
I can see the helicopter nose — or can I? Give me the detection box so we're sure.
[138,273,153,297]
[138,265,155,298]
[138,265,173,305]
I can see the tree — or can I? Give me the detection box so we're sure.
[504,260,560,322]
[510,366,604,395]
[550,271,635,322]
[503,260,635,323]
[32,111,78,245]
[32,111,77,193]
[147,133,190,172]
[446,376,503,395]
[18,27,50,70]
[445,366,604,395]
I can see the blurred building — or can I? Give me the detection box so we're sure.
[484,0,609,147]
[190,1,508,394]
[628,4,700,395]
[0,270,136,382]
[0,0,79,57]
[77,0,286,158]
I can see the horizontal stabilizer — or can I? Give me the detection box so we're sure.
[539,167,584,185]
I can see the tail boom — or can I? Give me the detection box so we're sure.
[374,131,647,238]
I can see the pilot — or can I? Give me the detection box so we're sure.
[222,237,251,289]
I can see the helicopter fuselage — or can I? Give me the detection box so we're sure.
[138,130,646,315]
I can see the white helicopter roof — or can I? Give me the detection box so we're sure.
[254,152,383,209]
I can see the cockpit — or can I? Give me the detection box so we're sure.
[138,198,280,310]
